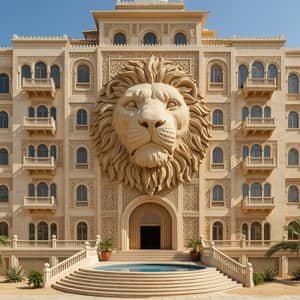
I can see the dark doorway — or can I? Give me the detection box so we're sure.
[140,226,161,249]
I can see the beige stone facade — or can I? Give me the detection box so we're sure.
[0,0,300,268]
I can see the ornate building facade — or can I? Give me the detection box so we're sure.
[0,0,300,274]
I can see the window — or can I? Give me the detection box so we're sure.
[50,65,60,88]
[242,184,249,198]
[212,110,223,126]
[288,185,299,203]
[288,111,299,128]
[77,65,90,83]
[212,185,223,203]
[242,107,249,121]
[210,65,223,83]
[0,74,9,94]
[0,148,8,165]
[238,65,248,88]
[252,62,264,79]
[0,185,8,202]
[77,109,88,126]
[76,185,88,205]
[76,147,88,165]
[268,64,277,80]
[242,223,249,240]
[174,32,187,45]
[212,222,223,240]
[37,222,48,240]
[0,222,8,237]
[28,183,35,197]
[264,106,271,118]
[251,222,262,240]
[29,223,35,240]
[0,111,8,128]
[35,62,47,79]
[288,148,299,166]
[113,32,127,45]
[37,105,48,118]
[250,106,262,118]
[77,222,88,240]
[264,223,271,240]
[251,183,262,197]
[50,183,57,198]
[37,144,48,157]
[28,107,35,118]
[37,182,48,197]
[288,74,299,94]
[143,32,157,45]
[28,145,35,157]
[21,65,31,79]
[50,107,56,120]
[212,147,223,164]
[288,221,299,240]
[264,145,271,158]
[50,223,57,238]
[50,145,56,159]
[242,146,249,159]
[264,183,271,197]
[251,144,262,157]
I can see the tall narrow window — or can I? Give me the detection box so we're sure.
[0,148,8,165]
[35,62,47,79]
[50,65,60,88]
[252,62,264,79]
[212,185,223,203]
[28,183,35,197]
[50,183,57,198]
[288,149,299,166]
[288,111,299,128]
[288,74,299,94]
[37,106,48,118]
[268,64,278,81]
[210,65,223,83]
[212,147,223,164]
[37,144,48,157]
[250,106,262,118]
[76,147,88,164]
[50,223,57,238]
[242,184,249,198]
[21,65,31,79]
[50,107,56,120]
[251,222,262,240]
[212,110,223,126]
[29,223,35,240]
[37,182,48,197]
[251,183,262,197]
[212,222,223,240]
[264,145,271,158]
[242,107,249,121]
[37,222,48,240]
[288,186,299,203]
[242,223,249,240]
[0,111,8,128]
[28,107,35,118]
[77,185,88,205]
[251,144,262,157]
[264,106,271,118]
[77,109,88,125]
[0,222,8,237]
[28,145,35,157]
[0,185,8,202]
[288,221,299,240]
[0,74,9,94]
[113,32,127,46]
[242,146,249,159]
[264,223,271,240]
[77,222,88,240]
[264,183,271,197]
[143,32,157,45]
[50,145,56,159]
[238,65,248,88]
[174,32,187,45]
[77,65,90,83]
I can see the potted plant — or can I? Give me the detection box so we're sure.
[98,238,113,261]
[187,239,201,261]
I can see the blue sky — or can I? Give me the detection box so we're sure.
[0,0,299,47]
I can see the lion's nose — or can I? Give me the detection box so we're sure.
[138,119,166,130]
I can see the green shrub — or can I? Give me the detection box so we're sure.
[27,270,43,288]
[7,266,25,283]
[253,272,265,285]
[293,268,300,280]
[263,266,277,282]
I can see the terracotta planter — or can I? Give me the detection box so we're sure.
[100,250,112,261]
[190,250,200,261]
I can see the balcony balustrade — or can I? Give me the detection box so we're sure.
[242,117,276,136]
[116,0,184,9]
[23,196,56,211]
[242,196,275,212]
[242,78,277,98]
[242,156,276,174]
[23,117,56,135]
[22,78,56,98]
[23,156,55,173]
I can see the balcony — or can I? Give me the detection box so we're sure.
[242,117,276,136]
[242,78,277,98]
[22,78,56,98]
[242,196,275,212]
[23,156,55,174]
[242,157,276,175]
[24,196,56,211]
[23,117,56,135]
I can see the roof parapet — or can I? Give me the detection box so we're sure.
[12,34,69,41]
[115,0,184,10]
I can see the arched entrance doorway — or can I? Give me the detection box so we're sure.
[129,203,172,250]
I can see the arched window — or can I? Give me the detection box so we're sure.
[251,222,262,240]
[0,185,8,202]
[35,62,47,79]
[288,111,299,128]
[251,183,262,197]
[77,222,88,240]
[0,148,8,165]
[77,109,88,125]
[0,222,8,237]
[50,223,57,238]
[264,183,271,197]
[28,145,35,157]
[21,65,31,79]
[242,223,249,240]
[77,65,90,83]
[212,110,223,126]
[288,74,299,94]
[29,223,35,240]
[0,111,8,128]
[37,222,48,240]
[268,64,278,80]
[264,145,271,158]
[250,106,262,118]
[242,184,249,198]
[37,182,48,197]
[212,147,223,164]
[50,65,60,88]
[288,148,299,166]
[212,185,223,202]
[288,221,299,240]
[113,32,127,45]
[238,65,248,88]
[77,185,88,203]
[264,106,271,118]
[174,32,187,45]
[143,32,157,45]
[251,144,262,157]
[242,146,249,159]
[0,74,9,94]
[28,106,35,118]
[210,65,223,83]
[242,107,249,121]
[264,223,271,240]
[212,222,223,240]
[28,183,35,197]
[252,62,264,79]
[288,185,299,203]
[37,144,48,157]
[76,147,88,164]
[50,183,57,198]
[50,145,56,159]
[50,107,56,120]
[37,105,48,118]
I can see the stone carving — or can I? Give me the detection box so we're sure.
[92,55,210,195]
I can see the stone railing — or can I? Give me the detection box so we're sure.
[244,117,275,126]
[201,241,254,288]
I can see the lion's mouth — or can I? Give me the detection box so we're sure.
[130,142,172,157]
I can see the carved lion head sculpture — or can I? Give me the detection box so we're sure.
[91,56,210,195]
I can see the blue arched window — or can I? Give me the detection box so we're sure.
[288,111,299,128]
[29,223,35,240]
[28,107,35,118]
[77,185,88,202]
[264,145,271,158]
[212,147,223,164]
[288,186,299,203]
[77,109,88,125]
[264,223,271,240]
[268,64,278,80]
[0,148,8,165]
[264,183,271,197]
[251,183,262,197]
[113,32,127,45]
[0,222,8,237]
[50,145,56,159]
[35,62,47,79]
[143,32,157,45]
[251,222,262,240]
[77,65,90,83]
[212,185,223,202]
[212,110,223,126]
[250,106,262,118]
[0,74,9,94]
[238,65,248,88]
[37,144,48,157]
[50,183,57,198]
[21,65,31,79]
[37,106,48,118]
[76,147,88,164]
[288,149,299,166]
[264,106,271,118]
[28,183,35,197]
[251,144,262,157]
[242,146,249,159]
[242,107,249,121]
[50,65,60,88]
[210,65,223,83]
[242,184,249,198]
[252,62,264,79]
[77,222,88,240]
[242,223,249,240]
[50,107,56,120]
[0,185,8,203]
[28,145,35,157]
[288,74,299,94]
[212,222,223,240]
[37,222,48,240]
[174,32,187,45]
[37,182,48,197]
[0,111,8,128]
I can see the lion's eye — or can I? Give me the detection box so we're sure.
[126,101,138,110]
[167,100,178,110]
